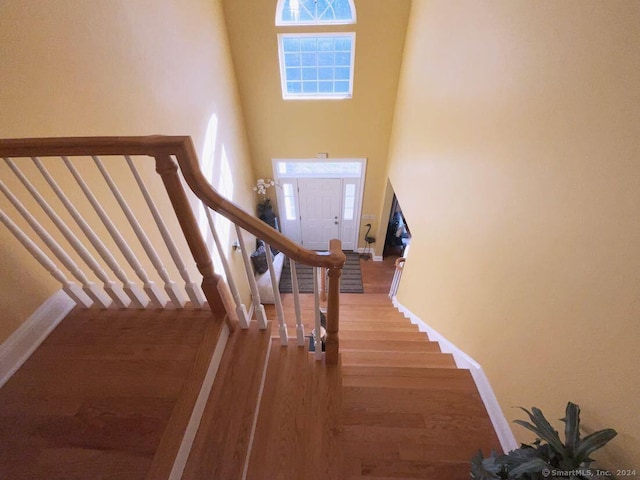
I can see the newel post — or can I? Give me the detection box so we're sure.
[155,154,237,331]
[325,266,341,365]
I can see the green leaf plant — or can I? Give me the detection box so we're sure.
[470,402,617,480]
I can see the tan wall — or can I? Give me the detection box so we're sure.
[388,0,640,468]
[222,0,410,253]
[0,0,255,343]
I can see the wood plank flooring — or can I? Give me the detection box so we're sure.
[1,254,501,479]
[0,307,221,480]
[181,322,272,480]
[248,266,502,479]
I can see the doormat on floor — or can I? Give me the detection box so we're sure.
[279,251,364,294]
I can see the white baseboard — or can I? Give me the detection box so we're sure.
[0,290,75,389]
[392,297,518,453]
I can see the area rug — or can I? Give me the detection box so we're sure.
[279,251,364,294]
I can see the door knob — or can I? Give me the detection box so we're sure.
[334,221,339,225]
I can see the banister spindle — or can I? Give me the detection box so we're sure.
[234,224,268,329]
[320,267,328,302]
[61,156,166,308]
[389,257,405,298]
[1,208,93,308]
[155,154,237,330]
[0,178,110,308]
[4,158,125,308]
[264,242,287,346]
[313,266,323,360]
[325,266,342,365]
[92,155,184,308]
[32,157,148,309]
[125,155,206,308]
[205,207,249,328]
[290,260,305,346]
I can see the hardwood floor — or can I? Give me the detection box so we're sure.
[181,322,272,480]
[0,254,501,479]
[359,253,400,293]
[0,307,222,480]
[249,291,500,479]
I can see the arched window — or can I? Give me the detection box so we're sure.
[276,0,356,26]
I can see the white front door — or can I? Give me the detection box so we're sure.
[298,178,342,250]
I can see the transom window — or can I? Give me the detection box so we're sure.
[276,0,356,100]
[276,0,356,26]
[275,160,362,178]
[278,33,355,99]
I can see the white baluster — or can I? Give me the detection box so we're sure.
[1,208,93,308]
[290,260,305,346]
[389,258,405,298]
[4,159,123,308]
[313,266,322,360]
[234,224,267,329]
[32,157,148,309]
[125,156,206,308]
[62,156,166,308]
[0,178,110,308]
[264,242,287,346]
[389,268,400,298]
[205,207,249,328]
[92,155,183,307]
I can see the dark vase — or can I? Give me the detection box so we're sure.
[257,199,278,230]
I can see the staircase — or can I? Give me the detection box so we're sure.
[182,293,501,479]
[0,136,501,478]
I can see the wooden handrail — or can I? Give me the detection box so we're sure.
[0,136,346,270]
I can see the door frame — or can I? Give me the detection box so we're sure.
[272,158,367,251]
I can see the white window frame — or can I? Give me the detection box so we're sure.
[277,32,356,100]
[275,0,357,26]
[272,158,366,251]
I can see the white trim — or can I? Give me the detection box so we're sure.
[0,290,75,389]
[169,324,230,480]
[392,297,518,453]
[273,158,366,251]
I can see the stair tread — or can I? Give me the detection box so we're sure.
[343,386,487,415]
[340,322,418,332]
[341,365,470,379]
[340,339,440,352]
[339,330,430,341]
[355,458,474,479]
[342,373,478,391]
[341,350,456,368]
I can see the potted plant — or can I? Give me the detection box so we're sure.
[253,178,278,229]
[471,402,617,479]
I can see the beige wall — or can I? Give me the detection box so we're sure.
[388,0,640,468]
[0,0,255,343]
[222,0,410,253]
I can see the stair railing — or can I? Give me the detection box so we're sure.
[0,136,345,364]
